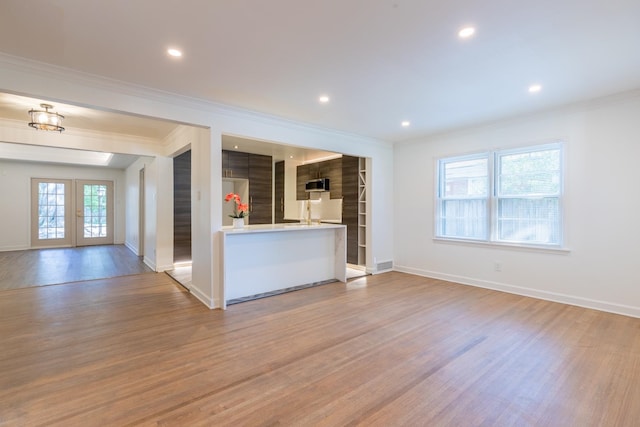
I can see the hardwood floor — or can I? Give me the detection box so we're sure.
[1,271,639,426]
[0,245,153,290]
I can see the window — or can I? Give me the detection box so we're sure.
[437,154,489,240]
[436,143,563,247]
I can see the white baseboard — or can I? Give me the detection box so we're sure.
[0,245,30,252]
[394,265,640,319]
[189,286,219,309]
[124,241,139,256]
[143,256,156,271]
[155,263,175,273]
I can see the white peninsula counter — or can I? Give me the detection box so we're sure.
[220,223,346,308]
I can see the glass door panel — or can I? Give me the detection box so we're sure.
[31,179,72,247]
[76,180,114,246]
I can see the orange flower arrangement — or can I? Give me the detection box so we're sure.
[224,192,250,218]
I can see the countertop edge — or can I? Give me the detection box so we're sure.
[220,223,346,235]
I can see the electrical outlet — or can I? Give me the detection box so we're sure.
[494,262,502,272]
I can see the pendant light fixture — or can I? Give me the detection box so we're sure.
[28,103,65,132]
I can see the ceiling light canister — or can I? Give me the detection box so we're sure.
[401,121,410,127]
[458,27,475,39]
[319,95,330,103]
[28,104,65,132]
[167,48,183,58]
[528,84,542,93]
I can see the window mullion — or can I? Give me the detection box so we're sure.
[489,151,496,242]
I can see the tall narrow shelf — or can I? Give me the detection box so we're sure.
[357,157,367,266]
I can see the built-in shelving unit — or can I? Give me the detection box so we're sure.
[357,157,366,265]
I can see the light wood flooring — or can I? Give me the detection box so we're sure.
[1,271,640,426]
[0,245,153,291]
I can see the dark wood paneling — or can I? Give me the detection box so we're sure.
[341,155,359,264]
[222,150,249,179]
[274,161,285,223]
[173,150,191,263]
[296,163,310,200]
[248,153,273,224]
[324,157,342,199]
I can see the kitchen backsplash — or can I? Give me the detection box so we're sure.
[293,192,342,223]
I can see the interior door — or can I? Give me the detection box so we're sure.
[31,178,73,248]
[76,180,114,246]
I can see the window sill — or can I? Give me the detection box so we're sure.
[433,237,570,255]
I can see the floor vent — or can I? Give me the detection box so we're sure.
[377,260,393,271]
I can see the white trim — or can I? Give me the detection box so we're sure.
[394,265,640,319]
[124,240,139,256]
[155,262,175,273]
[0,245,30,252]
[143,256,156,271]
[189,286,218,309]
[433,237,570,254]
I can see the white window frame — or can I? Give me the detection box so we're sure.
[436,152,490,241]
[436,142,564,250]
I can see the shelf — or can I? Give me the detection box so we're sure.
[357,157,367,266]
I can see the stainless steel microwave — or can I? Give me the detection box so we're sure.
[305,178,330,192]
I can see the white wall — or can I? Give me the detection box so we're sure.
[0,159,126,251]
[136,155,174,272]
[394,90,640,318]
[124,156,153,255]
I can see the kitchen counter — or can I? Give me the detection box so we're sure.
[220,222,343,234]
[220,223,346,308]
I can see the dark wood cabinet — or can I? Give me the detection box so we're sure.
[222,150,249,178]
[323,158,342,199]
[248,153,273,224]
[296,163,310,200]
[341,155,359,264]
[296,157,342,200]
[274,161,285,223]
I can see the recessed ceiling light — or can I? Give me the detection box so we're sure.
[401,121,411,127]
[167,48,183,58]
[528,84,542,93]
[319,95,330,104]
[458,27,475,39]
[234,145,239,149]
[289,155,294,159]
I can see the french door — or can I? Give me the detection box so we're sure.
[76,180,114,246]
[31,179,73,248]
[31,179,114,248]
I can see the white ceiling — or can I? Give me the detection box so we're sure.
[1,0,640,143]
